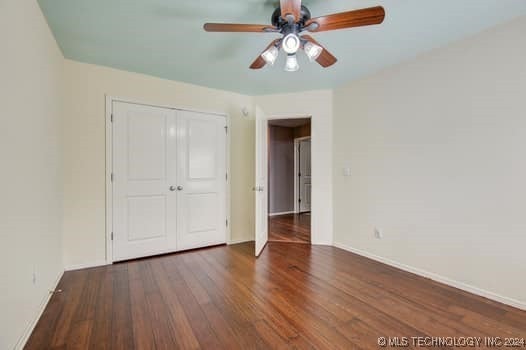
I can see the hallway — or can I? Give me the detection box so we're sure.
[268,214,311,244]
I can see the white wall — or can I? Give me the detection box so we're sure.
[62,60,255,269]
[333,16,526,307]
[256,90,333,245]
[0,0,64,348]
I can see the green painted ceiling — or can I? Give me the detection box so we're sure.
[38,0,526,95]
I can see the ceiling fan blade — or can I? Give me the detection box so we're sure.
[280,0,302,22]
[204,23,275,32]
[250,39,280,69]
[305,6,385,32]
[302,35,337,68]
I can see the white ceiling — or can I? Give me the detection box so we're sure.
[38,0,526,95]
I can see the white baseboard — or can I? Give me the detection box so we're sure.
[64,260,108,271]
[269,211,295,217]
[333,242,526,311]
[15,269,64,350]
[228,238,254,245]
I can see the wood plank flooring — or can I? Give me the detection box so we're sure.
[269,213,311,243]
[26,242,526,349]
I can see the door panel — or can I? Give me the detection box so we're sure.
[113,102,178,261]
[127,114,166,180]
[127,196,166,241]
[187,119,218,179]
[176,110,227,251]
[299,139,311,212]
[255,107,268,256]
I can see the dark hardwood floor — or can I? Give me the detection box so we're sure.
[269,213,311,243]
[26,242,526,349]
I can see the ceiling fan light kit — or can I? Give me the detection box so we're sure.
[282,33,300,54]
[204,0,385,72]
[261,45,279,66]
[284,54,300,72]
[304,41,323,62]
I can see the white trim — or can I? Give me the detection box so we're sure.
[105,95,231,264]
[333,241,526,311]
[228,238,254,245]
[293,136,311,214]
[225,111,232,244]
[15,270,64,350]
[293,141,299,214]
[269,211,295,217]
[64,260,109,272]
[104,96,227,118]
[105,96,113,264]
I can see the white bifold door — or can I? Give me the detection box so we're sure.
[112,101,227,261]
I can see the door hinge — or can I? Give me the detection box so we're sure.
[298,198,302,203]
[225,173,228,181]
[298,172,301,177]
[111,173,114,182]
[111,114,114,122]
[110,232,114,240]
[224,125,228,134]
[226,219,229,227]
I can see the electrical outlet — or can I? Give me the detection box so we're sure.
[374,228,383,239]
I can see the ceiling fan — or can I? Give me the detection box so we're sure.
[203,0,385,72]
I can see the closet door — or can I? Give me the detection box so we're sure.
[112,102,178,261]
[176,110,227,250]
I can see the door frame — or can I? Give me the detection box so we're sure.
[105,95,231,264]
[258,114,311,240]
[294,136,311,214]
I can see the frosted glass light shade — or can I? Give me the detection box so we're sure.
[304,41,323,62]
[282,33,300,54]
[284,54,299,72]
[261,46,279,66]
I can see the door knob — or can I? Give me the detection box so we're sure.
[170,185,183,191]
[177,185,183,191]
[169,186,176,191]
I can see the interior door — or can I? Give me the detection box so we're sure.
[113,102,178,261]
[176,110,227,251]
[254,107,268,256]
[299,139,311,212]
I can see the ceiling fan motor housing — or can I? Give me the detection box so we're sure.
[271,5,311,30]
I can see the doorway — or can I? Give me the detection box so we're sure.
[267,118,311,244]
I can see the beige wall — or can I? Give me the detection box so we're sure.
[62,60,255,268]
[256,90,333,245]
[333,17,526,307]
[0,0,64,348]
